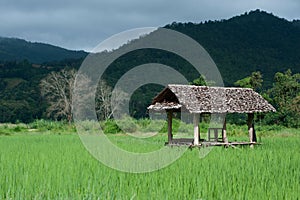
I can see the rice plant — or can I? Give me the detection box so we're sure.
[0,128,299,199]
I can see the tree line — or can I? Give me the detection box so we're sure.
[233,70,299,128]
[39,68,299,128]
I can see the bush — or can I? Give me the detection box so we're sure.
[101,120,122,134]
[177,122,193,134]
[28,119,75,133]
[76,120,100,131]
[158,119,181,134]
[200,123,209,133]
[227,124,248,136]
[13,126,23,132]
[136,118,151,128]
[141,119,166,133]
[116,116,138,133]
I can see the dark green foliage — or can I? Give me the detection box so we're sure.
[232,70,299,128]
[159,118,181,133]
[190,75,207,86]
[264,70,300,128]
[165,10,300,88]
[28,119,74,132]
[101,49,199,88]
[129,84,164,119]
[0,37,87,63]
[226,113,248,125]
[0,59,83,123]
[0,100,41,123]
[191,75,216,86]
[234,71,263,92]
[101,120,122,134]
[0,78,7,90]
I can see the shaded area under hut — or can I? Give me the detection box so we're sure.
[148,84,276,147]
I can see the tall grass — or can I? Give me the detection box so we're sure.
[0,133,299,199]
[0,120,76,136]
[1,119,298,137]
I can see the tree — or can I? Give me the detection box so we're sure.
[266,69,300,127]
[234,71,263,91]
[95,80,128,121]
[249,71,263,91]
[41,69,128,122]
[40,69,85,122]
[190,75,216,86]
[191,76,206,86]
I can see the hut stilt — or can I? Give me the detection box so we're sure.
[193,113,200,145]
[223,118,228,143]
[167,110,173,144]
[247,113,257,148]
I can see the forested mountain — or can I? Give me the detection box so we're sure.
[0,37,87,63]
[165,9,300,87]
[1,9,300,122]
[0,59,83,122]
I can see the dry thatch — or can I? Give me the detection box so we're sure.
[148,84,276,113]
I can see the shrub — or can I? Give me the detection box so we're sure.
[141,119,166,133]
[102,120,122,134]
[116,116,138,133]
[28,119,75,133]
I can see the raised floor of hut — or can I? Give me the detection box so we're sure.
[166,138,260,147]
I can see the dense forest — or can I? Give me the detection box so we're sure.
[165,9,300,87]
[0,37,87,63]
[0,9,299,127]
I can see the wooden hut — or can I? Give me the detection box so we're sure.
[148,84,276,147]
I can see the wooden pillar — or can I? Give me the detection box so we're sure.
[193,113,200,145]
[214,129,218,142]
[199,114,201,142]
[252,123,257,142]
[247,113,255,147]
[223,118,228,143]
[167,110,173,144]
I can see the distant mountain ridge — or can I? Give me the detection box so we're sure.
[0,37,88,63]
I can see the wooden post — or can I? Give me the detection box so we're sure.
[223,118,228,143]
[214,129,218,142]
[252,123,257,142]
[167,110,173,144]
[193,113,200,145]
[247,113,255,148]
[199,114,201,142]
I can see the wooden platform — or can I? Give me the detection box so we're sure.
[200,141,261,147]
[166,139,261,148]
[167,138,194,145]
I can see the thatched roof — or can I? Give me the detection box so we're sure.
[148,84,276,113]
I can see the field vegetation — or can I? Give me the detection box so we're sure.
[0,120,299,199]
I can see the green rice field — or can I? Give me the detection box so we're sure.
[0,125,299,199]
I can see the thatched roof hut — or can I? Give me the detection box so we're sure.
[148,84,276,146]
[148,84,276,113]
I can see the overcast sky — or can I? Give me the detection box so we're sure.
[1,0,299,51]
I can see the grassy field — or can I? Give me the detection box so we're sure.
[0,122,299,199]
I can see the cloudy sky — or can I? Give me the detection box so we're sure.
[1,0,299,51]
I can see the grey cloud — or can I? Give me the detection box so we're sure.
[0,0,299,51]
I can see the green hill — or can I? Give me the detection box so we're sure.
[0,37,87,63]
